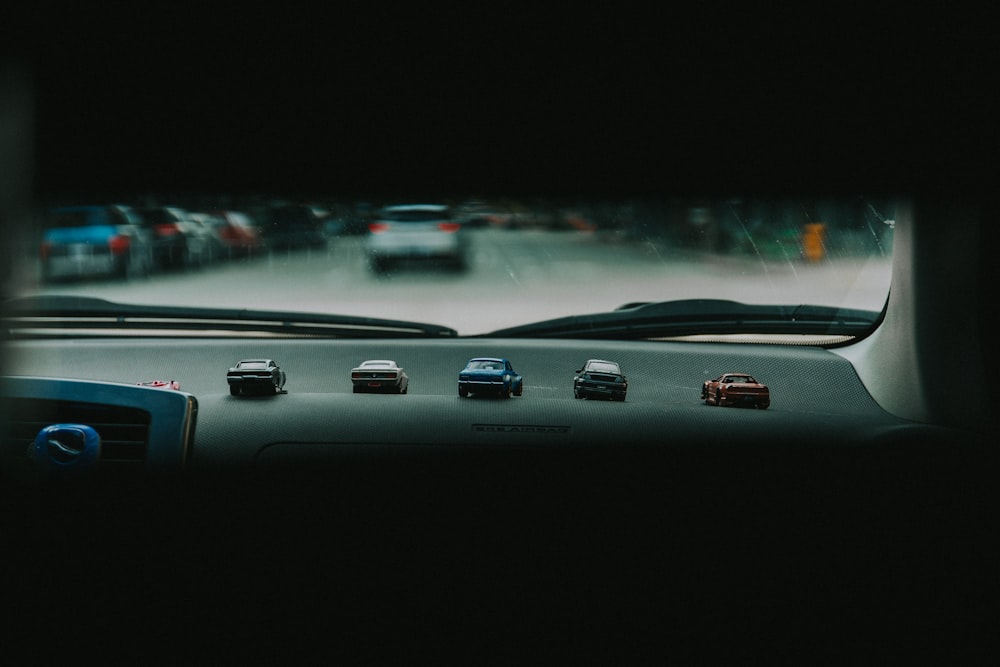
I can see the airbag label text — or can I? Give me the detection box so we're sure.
[471,424,570,434]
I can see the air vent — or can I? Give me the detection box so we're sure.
[4,397,151,468]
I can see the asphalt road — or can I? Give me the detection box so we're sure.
[16,228,892,336]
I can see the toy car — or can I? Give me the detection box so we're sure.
[701,373,770,409]
[137,380,181,390]
[227,359,286,396]
[458,358,523,398]
[351,360,409,394]
[573,359,627,401]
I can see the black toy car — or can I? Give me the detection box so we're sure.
[573,359,628,401]
[226,359,286,396]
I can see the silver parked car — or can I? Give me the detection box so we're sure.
[138,206,219,269]
[365,204,467,273]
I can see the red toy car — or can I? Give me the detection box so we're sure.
[701,373,770,409]
[138,380,181,390]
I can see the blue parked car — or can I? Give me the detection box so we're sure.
[458,357,524,398]
[39,205,155,281]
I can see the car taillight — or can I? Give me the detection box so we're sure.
[155,223,180,236]
[438,222,461,232]
[40,241,51,260]
[108,235,130,255]
[351,372,362,379]
[368,222,390,233]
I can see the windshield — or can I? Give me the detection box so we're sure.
[11,195,895,337]
[377,207,452,222]
[139,208,183,224]
[235,361,269,370]
[46,207,111,228]
[468,360,505,370]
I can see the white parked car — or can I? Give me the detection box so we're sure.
[365,204,467,273]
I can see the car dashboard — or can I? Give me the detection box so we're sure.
[0,337,952,462]
[3,327,994,661]
[1,335,954,471]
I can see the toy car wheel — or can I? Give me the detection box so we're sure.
[230,385,240,396]
[353,385,361,394]
[459,386,468,398]
[514,383,522,397]
[502,385,512,399]
[715,389,723,406]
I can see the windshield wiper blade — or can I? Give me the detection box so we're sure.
[481,299,882,340]
[3,295,458,338]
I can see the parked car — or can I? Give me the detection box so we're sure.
[701,373,770,408]
[365,204,467,273]
[258,204,327,250]
[573,359,628,401]
[458,357,523,398]
[188,212,228,260]
[138,206,218,269]
[194,210,263,259]
[39,204,154,281]
[226,359,287,396]
[350,360,409,394]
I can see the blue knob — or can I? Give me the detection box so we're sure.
[32,424,102,475]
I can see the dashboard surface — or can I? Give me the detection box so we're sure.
[4,336,940,466]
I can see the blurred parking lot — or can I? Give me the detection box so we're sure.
[9,198,894,335]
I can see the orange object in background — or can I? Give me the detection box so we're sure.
[802,222,826,262]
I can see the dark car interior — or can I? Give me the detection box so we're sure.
[4,15,996,662]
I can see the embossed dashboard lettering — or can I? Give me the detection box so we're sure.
[471,424,570,434]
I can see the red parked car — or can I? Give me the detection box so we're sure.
[203,210,265,258]
[701,373,770,409]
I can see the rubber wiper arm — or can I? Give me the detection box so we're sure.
[481,299,882,339]
[3,295,458,338]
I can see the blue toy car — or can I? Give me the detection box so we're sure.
[458,357,523,398]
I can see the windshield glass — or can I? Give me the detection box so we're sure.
[46,207,111,228]
[12,195,895,336]
[236,361,269,370]
[377,207,451,222]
